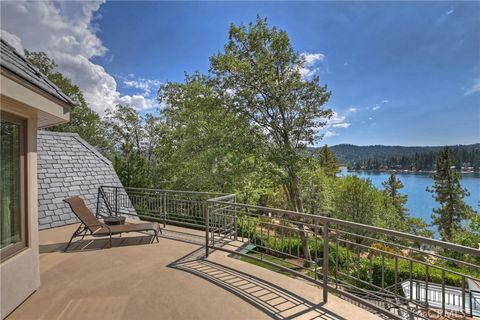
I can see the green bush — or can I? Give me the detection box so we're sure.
[235,218,478,290]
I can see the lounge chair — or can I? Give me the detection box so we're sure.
[63,196,161,251]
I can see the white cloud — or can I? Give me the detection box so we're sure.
[319,109,352,139]
[298,52,325,79]
[348,107,357,112]
[332,123,350,129]
[302,53,325,65]
[324,130,338,138]
[1,30,24,53]
[446,7,454,15]
[0,1,153,114]
[123,77,161,97]
[382,100,390,103]
[117,94,154,110]
[465,78,480,96]
[372,106,381,111]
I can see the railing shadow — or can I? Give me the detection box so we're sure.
[39,235,156,253]
[39,227,208,254]
[168,248,347,320]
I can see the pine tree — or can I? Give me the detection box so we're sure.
[382,174,409,222]
[317,145,339,178]
[427,147,474,241]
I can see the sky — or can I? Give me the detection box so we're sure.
[1,1,479,146]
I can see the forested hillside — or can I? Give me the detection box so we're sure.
[330,144,480,171]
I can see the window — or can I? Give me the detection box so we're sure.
[1,113,26,260]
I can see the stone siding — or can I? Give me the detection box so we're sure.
[37,131,125,229]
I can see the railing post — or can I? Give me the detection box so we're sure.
[163,193,167,228]
[323,221,329,303]
[205,202,210,258]
[233,196,237,241]
[96,187,101,218]
[115,187,118,216]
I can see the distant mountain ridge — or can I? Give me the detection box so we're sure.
[329,143,480,164]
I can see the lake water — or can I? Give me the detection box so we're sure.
[339,168,480,228]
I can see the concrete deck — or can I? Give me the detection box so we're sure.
[7,223,380,320]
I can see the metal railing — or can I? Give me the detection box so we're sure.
[205,200,480,320]
[97,186,480,319]
[97,186,235,229]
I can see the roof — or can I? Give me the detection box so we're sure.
[0,38,77,106]
[37,131,128,229]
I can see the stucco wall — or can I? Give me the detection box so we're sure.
[37,131,125,230]
[0,101,40,320]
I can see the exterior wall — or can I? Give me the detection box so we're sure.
[0,102,40,319]
[0,72,70,128]
[37,131,125,230]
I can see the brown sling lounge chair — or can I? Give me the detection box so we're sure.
[63,196,161,251]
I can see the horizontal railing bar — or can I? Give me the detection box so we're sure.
[246,246,317,266]
[334,274,427,318]
[210,243,404,320]
[208,201,480,256]
[335,228,480,270]
[209,244,324,285]
[100,185,479,319]
[337,238,479,281]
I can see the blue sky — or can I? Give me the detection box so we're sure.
[1,1,479,146]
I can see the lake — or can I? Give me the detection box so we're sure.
[339,167,480,228]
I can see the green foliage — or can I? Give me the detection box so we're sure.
[428,147,475,241]
[237,217,473,290]
[299,155,335,216]
[332,176,384,226]
[24,50,112,155]
[157,73,276,199]
[105,105,154,187]
[381,174,409,230]
[332,143,480,172]
[210,16,332,213]
[405,217,434,241]
[316,145,339,178]
[448,213,480,264]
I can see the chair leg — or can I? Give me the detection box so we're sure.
[64,233,76,252]
[109,233,113,248]
[80,228,88,241]
[64,224,84,252]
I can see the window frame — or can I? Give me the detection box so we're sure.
[0,112,28,261]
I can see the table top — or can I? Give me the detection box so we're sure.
[103,216,126,225]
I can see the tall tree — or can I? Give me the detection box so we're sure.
[382,174,408,223]
[317,145,339,178]
[334,176,383,227]
[427,147,474,241]
[24,50,111,155]
[158,73,274,197]
[105,105,149,187]
[210,17,332,261]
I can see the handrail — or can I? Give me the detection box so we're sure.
[98,185,479,319]
[207,199,480,256]
[96,187,114,217]
[101,185,230,197]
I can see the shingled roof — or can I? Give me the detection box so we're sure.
[37,131,130,230]
[0,38,76,106]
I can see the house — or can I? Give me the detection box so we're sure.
[0,39,76,318]
[1,38,478,320]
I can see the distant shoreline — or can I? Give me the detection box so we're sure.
[345,168,479,174]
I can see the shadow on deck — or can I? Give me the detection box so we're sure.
[169,246,346,320]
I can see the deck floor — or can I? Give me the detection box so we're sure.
[7,223,380,320]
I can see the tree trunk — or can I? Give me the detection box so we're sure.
[285,166,312,264]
